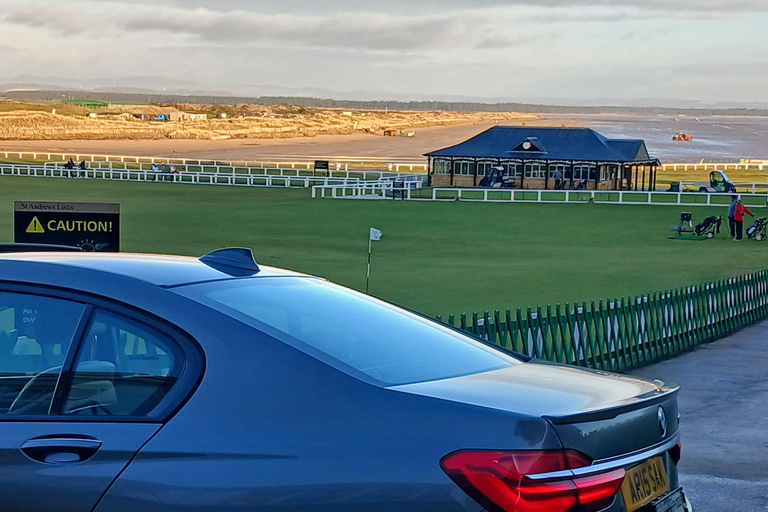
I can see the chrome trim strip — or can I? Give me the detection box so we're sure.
[526,432,680,481]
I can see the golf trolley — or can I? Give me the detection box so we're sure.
[670,212,722,240]
[747,217,767,241]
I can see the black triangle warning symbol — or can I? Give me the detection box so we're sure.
[26,216,45,234]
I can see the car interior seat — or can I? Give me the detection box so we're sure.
[8,360,117,415]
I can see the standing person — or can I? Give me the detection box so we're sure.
[734,199,754,241]
[728,195,738,239]
[553,168,563,190]
[64,158,75,178]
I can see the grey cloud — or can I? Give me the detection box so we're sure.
[5,3,93,35]
[82,0,768,14]
[3,3,540,52]
[2,1,756,57]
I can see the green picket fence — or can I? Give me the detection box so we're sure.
[438,269,768,372]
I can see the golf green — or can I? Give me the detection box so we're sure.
[1,176,765,318]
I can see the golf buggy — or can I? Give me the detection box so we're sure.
[479,166,515,188]
[696,171,736,193]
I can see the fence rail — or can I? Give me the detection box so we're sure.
[0,150,428,173]
[312,185,768,207]
[39,161,416,181]
[3,150,765,173]
[661,161,768,172]
[0,164,379,188]
[438,269,768,372]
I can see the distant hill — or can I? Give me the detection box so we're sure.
[3,89,768,117]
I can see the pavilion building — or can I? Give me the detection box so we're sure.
[425,126,660,190]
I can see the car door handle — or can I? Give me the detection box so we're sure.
[21,435,103,465]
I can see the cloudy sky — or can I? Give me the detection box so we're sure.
[0,0,766,105]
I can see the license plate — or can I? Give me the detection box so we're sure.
[621,456,670,512]
[648,487,687,512]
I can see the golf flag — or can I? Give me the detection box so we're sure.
[366,227,382,294]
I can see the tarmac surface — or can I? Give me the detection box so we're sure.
[631,320,768,511]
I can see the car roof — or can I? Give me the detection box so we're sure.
[0,251,307,288]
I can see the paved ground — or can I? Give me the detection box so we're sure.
[631,321,768,511]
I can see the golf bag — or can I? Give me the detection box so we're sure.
[747,217,767,240]
[695,215,721,237]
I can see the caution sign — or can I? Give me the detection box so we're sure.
[25,217,46,233]
[14,201,120,252]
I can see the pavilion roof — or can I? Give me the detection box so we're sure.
[425,126,656,163]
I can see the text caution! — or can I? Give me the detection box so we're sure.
[14,201,120,252]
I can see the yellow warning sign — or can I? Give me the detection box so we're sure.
[25,216,45,234]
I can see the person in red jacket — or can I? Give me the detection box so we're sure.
[734,199,754,241]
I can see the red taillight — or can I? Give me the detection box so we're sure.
[440,450,625,512]
[669,442,682,465]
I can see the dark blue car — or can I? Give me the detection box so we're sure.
[0,248,691,512]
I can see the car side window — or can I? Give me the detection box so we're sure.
[0,292,85,416]
[62,310,184,417]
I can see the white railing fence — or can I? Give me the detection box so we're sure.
[312,185,768,206]
[0,151,428,174]
[0,164,384,189]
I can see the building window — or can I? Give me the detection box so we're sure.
[572,164,593,181]
[549,164,568,179]
[500,162,522,177]
[477,161,496,177]
[599,165,615,181]
[454,161,476,176]
[433,159,451,175]
[524,163,546,179]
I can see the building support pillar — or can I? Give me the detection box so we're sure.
[594,163,600,190]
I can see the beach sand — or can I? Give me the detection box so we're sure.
[0,121,516,161]
[2,114,763,162]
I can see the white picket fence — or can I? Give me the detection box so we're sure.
[311,184,768,207]
[0,164,386,188]
[0,150,428,174]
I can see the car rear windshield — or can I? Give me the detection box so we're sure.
[178,278,518,386]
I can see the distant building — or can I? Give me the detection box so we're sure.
[171,112,208,122]
[425,126,660,190]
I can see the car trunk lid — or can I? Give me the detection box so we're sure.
[392,360,679,460]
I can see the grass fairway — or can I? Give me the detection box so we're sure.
[1,176,767,317]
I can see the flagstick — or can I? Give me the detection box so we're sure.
[365,236,372,294]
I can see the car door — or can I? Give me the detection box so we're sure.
[0,290,200,512]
